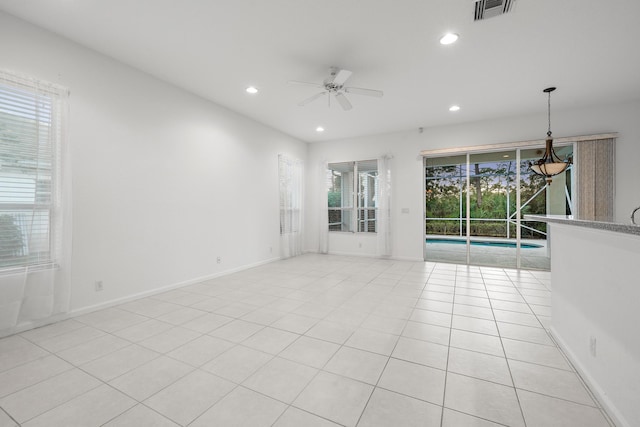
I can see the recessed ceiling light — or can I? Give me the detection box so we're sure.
[449,105,460,112]
[316,126,325,132]
[503,154,510,158]
[245,86,258,94]
[439,33,459,45]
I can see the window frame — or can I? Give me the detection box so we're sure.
[327,160,378,233]
[0,72,66,272]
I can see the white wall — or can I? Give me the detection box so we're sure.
[0,12,307,314]
[550,223,640,427]
[3,8,640,320]
[306,100,640,259]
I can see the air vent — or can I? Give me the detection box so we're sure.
[474,0,516,21]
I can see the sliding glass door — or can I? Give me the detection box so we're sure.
[424,144,573,270]
[424,155,467,264]
[467,150,518,268]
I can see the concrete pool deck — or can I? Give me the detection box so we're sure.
[425,235,550,270]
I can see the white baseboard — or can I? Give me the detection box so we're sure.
[391,255,425,262]
[328,251,423,262]
[2,257,282,338]
[69,256,282,318]
[326,250,377,258]
[302,249,423,262]
[1,313,70,338]
[550,327,629,427]
[7,252,430,338]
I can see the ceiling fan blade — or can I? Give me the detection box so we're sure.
[288,80,324,89]
[335,93,352,111]
[298,92,327,106]
[345,87,384,98]
[331,69,353,86]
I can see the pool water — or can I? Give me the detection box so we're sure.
[426,238,543,249]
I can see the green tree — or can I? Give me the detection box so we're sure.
[426,159,551,238]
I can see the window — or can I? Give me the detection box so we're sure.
[0,72,66,270]
[327,160,378,232]
[278,154,303,258]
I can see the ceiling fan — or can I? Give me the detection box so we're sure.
[288,67,383,111]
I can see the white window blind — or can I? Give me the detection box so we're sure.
[0,72,64,270]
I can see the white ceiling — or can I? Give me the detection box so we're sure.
[1,0,639,142]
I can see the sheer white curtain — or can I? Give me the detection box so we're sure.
[278,154,304,259]
[318,160,329,254]
[377,155,392,257]
[0,70,72,337]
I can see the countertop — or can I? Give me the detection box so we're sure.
[525,214,640,237]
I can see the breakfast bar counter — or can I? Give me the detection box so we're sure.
[525,214,640,427]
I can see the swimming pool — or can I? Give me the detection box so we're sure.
[426,238,543,249]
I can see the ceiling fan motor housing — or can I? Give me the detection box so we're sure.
[289,67,382,110]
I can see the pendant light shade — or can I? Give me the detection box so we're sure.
[530,138,570,176]
[529,87,570,183]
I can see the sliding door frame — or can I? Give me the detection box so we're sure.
[422,134,602,268]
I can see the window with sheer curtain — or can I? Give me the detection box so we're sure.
[0,74,66,270]
[278,154,303,259]
[0,70,70,335]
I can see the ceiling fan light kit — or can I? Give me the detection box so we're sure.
[289,67,383,111]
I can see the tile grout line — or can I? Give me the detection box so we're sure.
[312,271,392,427]
[482,266,529,427]
[73,305,260,426]
[8,372,105,426]
[543,333,617,426]
[261,272,380,427]
[442,265,542,426]
[495,268,605,419]
[353,262,433,427]
[0,256,614,426]
[0,404,20,427]
[437,266,458,427]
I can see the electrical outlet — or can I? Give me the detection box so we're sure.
[269,246,273,253]
[359,242,363,248]
[94,280,104,292]
[589,336,597,357]
[216,256,222,264]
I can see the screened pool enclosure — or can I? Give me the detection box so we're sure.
[424,144,573,270]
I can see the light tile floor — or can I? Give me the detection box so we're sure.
[0,254,615,426]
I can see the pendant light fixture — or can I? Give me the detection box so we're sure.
[529,87,570,183]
